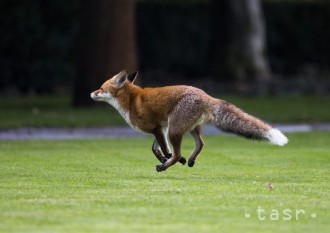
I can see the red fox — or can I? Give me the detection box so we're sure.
[91,71,288,172]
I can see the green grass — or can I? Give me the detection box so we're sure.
[224,95,330,123]
[0,96,125,129]
[0,95,329,129]
[0,132,329,233]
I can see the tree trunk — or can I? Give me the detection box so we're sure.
[210,0,271,94]
[72,0,137,107]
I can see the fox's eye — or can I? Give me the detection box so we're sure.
[100,87,104,92]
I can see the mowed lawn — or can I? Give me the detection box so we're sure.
[0,132,329,233]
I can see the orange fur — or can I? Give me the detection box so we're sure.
[91,71,288,172]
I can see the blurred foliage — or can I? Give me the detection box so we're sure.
[264,1,330,75]
[0,0,329,94]
[136,1,210,77]
[0,0,79,94]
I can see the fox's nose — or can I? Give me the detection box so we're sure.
[90,92,96,98]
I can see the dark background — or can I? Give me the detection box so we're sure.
[0,0,329,102]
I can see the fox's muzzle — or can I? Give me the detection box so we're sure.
[90,91,100,100]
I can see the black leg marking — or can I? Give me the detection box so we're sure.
[151,140,167,163]
[156,164,167,172]
[188,160,195,167]
[179,156,186,165]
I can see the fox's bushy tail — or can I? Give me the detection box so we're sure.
[211,101,288,146]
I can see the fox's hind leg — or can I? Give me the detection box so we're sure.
[188,126,204,167]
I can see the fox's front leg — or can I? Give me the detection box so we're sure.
[156,132,183,172]
[152,127,186,167]
[151,140,167,164]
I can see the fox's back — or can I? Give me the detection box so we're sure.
[128,85,217,132]
[136,85,214,114]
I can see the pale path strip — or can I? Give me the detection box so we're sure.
[0,124,330,140]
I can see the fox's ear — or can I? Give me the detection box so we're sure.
[113,70,127,88]
[127,71,139,84]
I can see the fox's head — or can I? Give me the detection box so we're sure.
[90,70,138,102]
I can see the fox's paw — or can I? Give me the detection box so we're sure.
[188,160,195,167]
[160,157,168,164]
[179,156,186,165]
[156,164,167,172]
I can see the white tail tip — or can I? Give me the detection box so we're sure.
[265,128,289,146]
